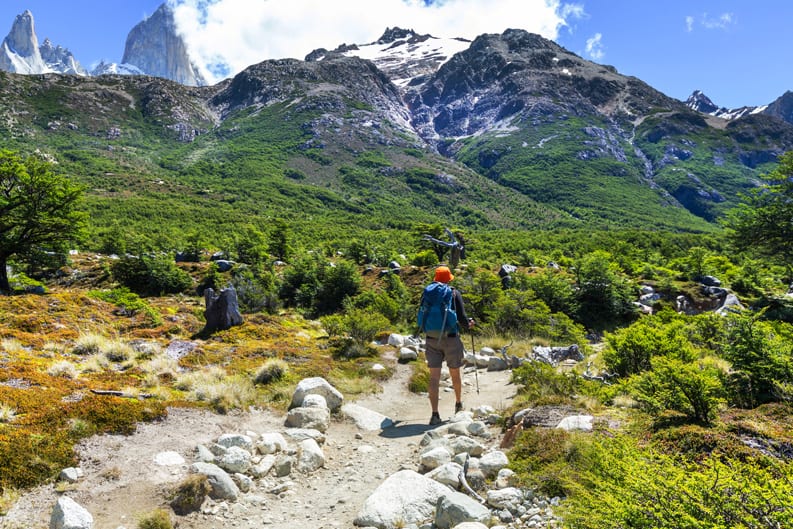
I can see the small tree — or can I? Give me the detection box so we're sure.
[0,150,86,292]
[726,151,793,280]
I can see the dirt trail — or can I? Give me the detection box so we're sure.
[2,359,517,529]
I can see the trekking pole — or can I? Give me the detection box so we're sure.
[471,331,479,394]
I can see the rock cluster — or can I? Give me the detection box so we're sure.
[355,408,562,529]
[45,373,563,529]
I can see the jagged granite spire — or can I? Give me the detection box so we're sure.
[0,10,48,74]
[121,3,206,86]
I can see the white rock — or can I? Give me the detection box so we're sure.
[472,405,495,418]
[285,428,326,444]
[297,438,325,473]
[153,451,185,466]
[371,363,387,372]
[479,451,509,478]
[354,470,451,528]
[341,403,394,431]
[451,523,489,529]
[250,454,276,478]
[195,444,215,462]
[285,406,330,432]
[302,393,328,409]
[399,347,419,361]
[58,467,84,483]
[387,333,405,347]
[420,446,453,471]
[217,446,252,474]
[486,487,524,509]
[435,491,492,529]
[191,462,240,501]
[290,377,344,411]
[556,415,594,432]
[50,496,93,529]
[447,436,485,457]
[487,356,509,371]
[273,455,294,477]
[496,468,516,489]
[480,347,496,356]
[233,473,254,493]
[425,462,463,488]
[256,432,288,455]
[217,433,254,451]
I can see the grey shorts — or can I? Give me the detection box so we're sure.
[425,335,465,369]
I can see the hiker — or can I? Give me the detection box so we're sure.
[417,265,475,425]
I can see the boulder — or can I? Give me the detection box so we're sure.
[289,377,344,411]
[256,432,288,455]
[297,438,325,473]
[556,415,594,432]
[479,451,509,478]
[216,445,252,474]
[50,496,93,529]
[202,286,244,333]
[420,445,453,471]
[341,403,394,431]
[302,394,328,409]
[190,462,239,501]
[532,344,583,365]
[425,462,463,488]
[217,433,254,451]
[434,491,492,529]
[285,406,330,432]
[354,470,452,529]
[58,467,83,483]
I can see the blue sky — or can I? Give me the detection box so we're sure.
[0,0,790,108]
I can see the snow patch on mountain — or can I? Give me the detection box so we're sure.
[309,27,470,88]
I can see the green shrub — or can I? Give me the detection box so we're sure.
[253,358,289,385]
[603,317,697,377]
[137,508,173,529]
[722,312,793,408]
[89,287,162,325]
[111,255,192,296]
[511,361,579,405]
[629,356,724,424]
[411,249,438,267]
[508,427,574,497]
[170,474,210,515]
[560,434,793,529]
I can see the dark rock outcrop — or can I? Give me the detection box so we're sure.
[203,287,244,333]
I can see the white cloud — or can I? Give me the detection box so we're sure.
[702,12,734,30]
[585,32,604,61]
[168,0,584,84]
[685,15,694,32]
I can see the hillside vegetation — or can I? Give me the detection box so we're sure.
[2,28,793,528]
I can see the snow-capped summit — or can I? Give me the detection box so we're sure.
[90,60,144,77]
[0,9,50,74]
[40,38,87,75]
[307,27,471,88]
[686,89,766,121]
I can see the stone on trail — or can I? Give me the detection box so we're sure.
[297,438,325,473]
[191,462,240,501]
[479,450,509,478]
[425,462,463,488]
[217,433,254,451]
[256,432,288,455]
[285,406,330,432]
[290,377,344,411]
[341,403,395,431]
[50,496,93,529]
[434,491,492,529]
[302,393,328,409]
[354,469,452,529]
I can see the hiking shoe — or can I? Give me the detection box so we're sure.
[455,402,464,413]
[429,412,442,426]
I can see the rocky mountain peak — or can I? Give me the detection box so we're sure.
[5,10,38,56]
[40,37,86,75]
[686,90,719,114]
[765,90,793,124]
[0,9,48,74]
[377,27,417,44]
[121,3,207,86]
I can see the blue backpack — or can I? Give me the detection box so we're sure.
[417,282,459,338]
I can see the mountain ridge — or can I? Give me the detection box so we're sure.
[0,6,205,86]
[1,27,792,244]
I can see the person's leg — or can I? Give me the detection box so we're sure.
[449,367,462,406]
[446,336,465,412]
[429,367,442,413]
[425,340,444,424]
